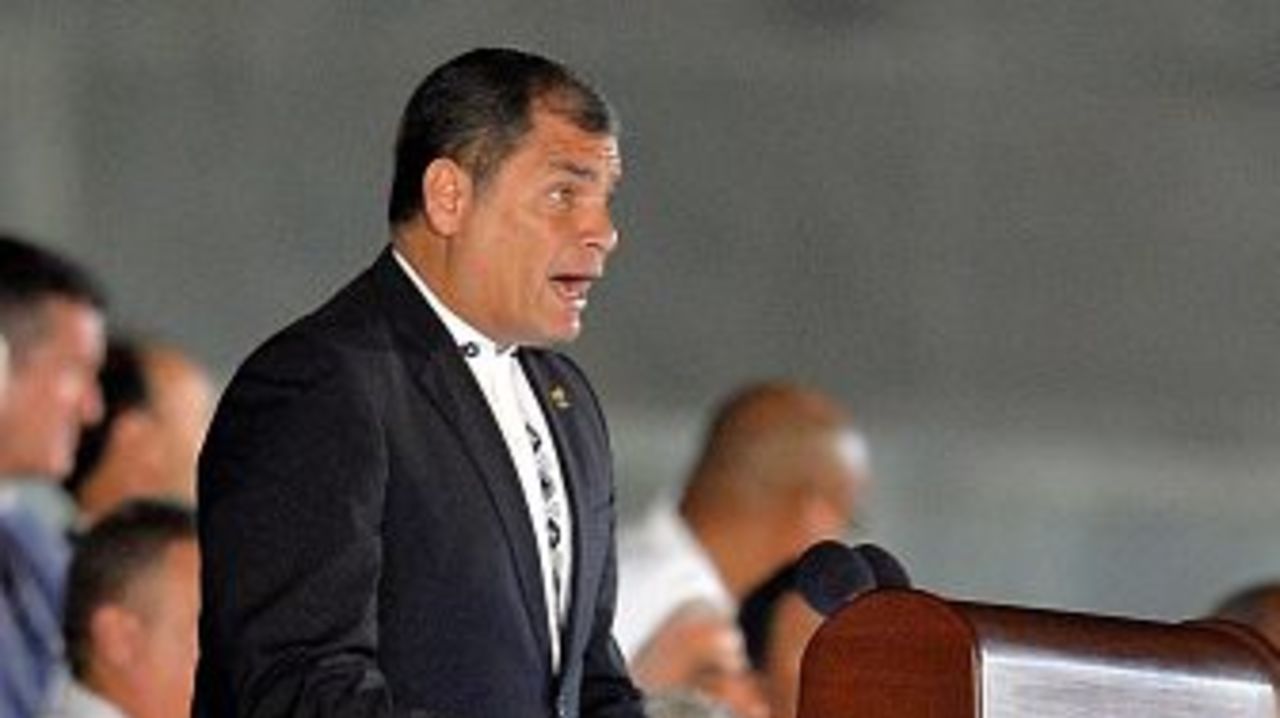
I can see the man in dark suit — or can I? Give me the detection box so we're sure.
[195,48,644,718]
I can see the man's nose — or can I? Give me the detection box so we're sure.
[582,206,619,256]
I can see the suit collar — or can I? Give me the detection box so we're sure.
[368,248,567,666]
[367,247,456,360]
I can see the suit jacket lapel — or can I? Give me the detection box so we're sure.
[368,250,553,658]
[519,353,591,664]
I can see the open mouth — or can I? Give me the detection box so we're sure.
[551,275,597,308]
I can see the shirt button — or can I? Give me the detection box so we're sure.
[460,342,480,358]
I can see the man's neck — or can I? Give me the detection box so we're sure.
[84,669,136,718]
[391,234,510,347]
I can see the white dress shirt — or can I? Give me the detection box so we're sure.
[614,500,733,660]
[393,250,573,671]
[41,679,127,718]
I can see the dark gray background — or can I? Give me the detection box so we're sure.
[4,1,1279,620]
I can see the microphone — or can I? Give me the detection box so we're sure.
[853,543,912,589]
[795,540,876,617]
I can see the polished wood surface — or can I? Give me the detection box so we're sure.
[799,589,1280,718]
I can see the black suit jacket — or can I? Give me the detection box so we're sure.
[195,249,643,718]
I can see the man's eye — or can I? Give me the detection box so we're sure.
[549,186,575,204]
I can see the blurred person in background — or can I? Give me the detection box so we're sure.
[0,236,106,481]
[44,499,199,718]
[615,381,869,660]
[0,235,107,717]
[629,599,768,718]
[737,563,824,718]
[63,338,212,527]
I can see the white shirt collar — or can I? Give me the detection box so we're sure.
[392,249,515,359]
[44,679,128,718]
[0,484,19,511]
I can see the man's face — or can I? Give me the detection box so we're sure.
[0,298,105,478]
[134,349,212,502]
[453,107,622,347]
[80,350,212,522]
[783,429,870,556]
[117,540,200,718]
[814,429,870,534]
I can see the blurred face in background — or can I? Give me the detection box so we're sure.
[0,298,105,478]
[781,428,871,559]
[91,539,200,718]
[131,541,200,718]
[631,602,770,718]
[142,348,213,494]
[78,347,213,522]
[812,429,871,534]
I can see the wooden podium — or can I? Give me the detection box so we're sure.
[798,589,1280,717]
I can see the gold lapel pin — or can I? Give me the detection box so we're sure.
[549,385,571,410]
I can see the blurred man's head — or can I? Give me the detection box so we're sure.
[64,499,199,718]
[681,381,870,598]
[0,236,107,479]
[65,339,212,523]
[739,565,824,718]
[631,600,769,718]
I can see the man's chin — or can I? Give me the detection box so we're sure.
[528,318,583,347]
[42,460,74,482]
[550,321,584,345]
[15,460,71,482]
[38,444,76,480]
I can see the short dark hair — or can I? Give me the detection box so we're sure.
[0,234,106,360]
[64,339,151,498]
[738,562,800,670]
[387,47,617,225]
[63,499,196,679]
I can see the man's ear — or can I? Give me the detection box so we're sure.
[421,158,472,236]
[91,604,142,669]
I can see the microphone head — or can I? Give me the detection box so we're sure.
[853,543,912,589]
[795,540,876,617]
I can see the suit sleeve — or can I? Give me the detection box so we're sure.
[198,332,400,716]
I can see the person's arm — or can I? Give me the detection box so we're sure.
[198,332,396,716]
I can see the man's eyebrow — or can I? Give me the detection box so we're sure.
[549,159,598,180]
[549,158,621,184]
